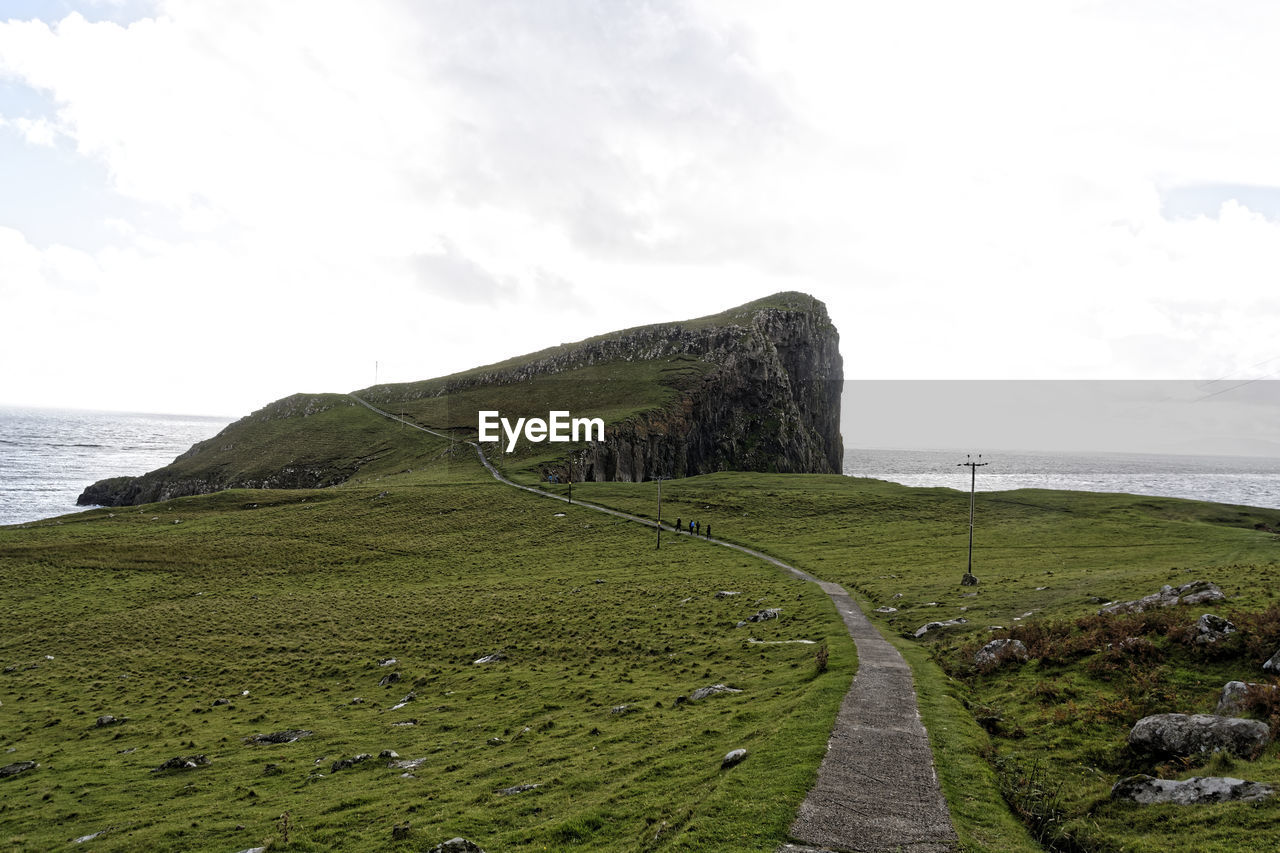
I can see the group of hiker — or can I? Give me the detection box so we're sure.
[674,517,711,538]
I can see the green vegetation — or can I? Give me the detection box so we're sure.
[0,461,850,852]
[573,474,1280,852]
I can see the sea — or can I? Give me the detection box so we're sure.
[0,407,233,526]
[843,447,1280,511]
[3,407,1280,526]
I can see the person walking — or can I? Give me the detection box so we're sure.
[676,517,682,534]
[693,520,699,535]
[706,523,711,538]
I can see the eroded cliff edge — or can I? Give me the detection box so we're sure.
[79,292,843,505]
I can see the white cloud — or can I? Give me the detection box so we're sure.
[1,1,1279,421]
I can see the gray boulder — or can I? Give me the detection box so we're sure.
[721,748,748,768]
[331,753,372,772]
[747,608,781,623]
[1264,648,1280,673]
[1111,774,1274,805]
[152,755,209,772]
[1099,580,1225,615]
[1128,713,1270,759]
[428,839,486,853]
[1193,614,1236,645]
[974,638,1029,669]
[1217,681,1279,716]
[689,684,743,701]
[0,761,37,779]
[914,617,968,638]
[246,729,312,744]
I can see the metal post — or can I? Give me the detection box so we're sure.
[957,454,987,584]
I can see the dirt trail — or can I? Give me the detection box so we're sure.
[351,396,958,852]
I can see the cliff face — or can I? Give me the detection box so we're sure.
[78,292,844,506]
[558,299,843,481]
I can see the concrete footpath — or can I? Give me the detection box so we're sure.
[350,395,958,852]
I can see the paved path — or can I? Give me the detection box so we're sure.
[350,396,958,852]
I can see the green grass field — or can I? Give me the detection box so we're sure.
[0,459,851,852]
[8,433,1280,851]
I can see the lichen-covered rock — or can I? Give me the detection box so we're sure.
[689,684,743,701]
[1099,581,1225,615]
[246,729,312,744]
[1193,613,1236,645]
[428,838,486,853]
[914,618,968,638]
[1128,713,1270,759]
[331,753,371,772]
[0,761,37,779]
[152,755,209,772]
[1217,680,1279,716]
[974,638,1029,669]
[1111,774,1274,805]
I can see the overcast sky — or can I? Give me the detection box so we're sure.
[3,2,1280,454]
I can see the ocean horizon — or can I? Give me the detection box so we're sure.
[4,406,1280,526]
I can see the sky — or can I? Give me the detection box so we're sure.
[2,1,1280,453]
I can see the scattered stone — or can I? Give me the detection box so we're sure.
[380,749,400,759]
[0,761,37,779]
[747,638,817,645]
[235,847,269,853]
[213,697,231,706]
[331,753,372,772]
[350,697,364,705]
[247,729,313,744]
[392,822,412,840]
[610,704,638,715]
[1111,774,1274,805]
[94,714,121,727]
[960,572,978,586]
[390,692,416,710]
[1099,580,1225,615]
[498,783,539,795]
[152,755,209,772]
[1035,586,1048,591]
[1263,648,1280,673]
[873,606,898,614]
[913,618,968,638]
[473,653,506,665]
[428,839,486,853]
[1128,713,1270,759]
[390,757,428,771]
[1217,681,1279,716]
[974,638,1029,669]
[747,608,781,623]
[378,672,402,687]
[1193,613,1236,645]
[487,737,505,746]
[391,720,417,727]
[689,683,743,701]
[891,593,903,600]
[721,748,748,768]
[714,591,741,599]
[378,658,398,667]
[73,830,106,843]
[553,512,566,517]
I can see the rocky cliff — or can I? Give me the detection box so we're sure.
[79,292,843,505]
[363,291,844,482]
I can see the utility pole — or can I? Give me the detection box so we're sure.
[957,454,988,585]
[375,360,379,385]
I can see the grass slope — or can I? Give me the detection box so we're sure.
[572,474,1280,852]
[0,464,850,852]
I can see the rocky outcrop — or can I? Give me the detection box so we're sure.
[77,293,843,504]
[974,638,1029,669]
[78,393,364,506]
[1098,581,1225,615]
[1111,775,1274,805]
[369,292,843,481]
[1127,713,1270,759]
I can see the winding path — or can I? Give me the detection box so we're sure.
[350,395,958,852]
